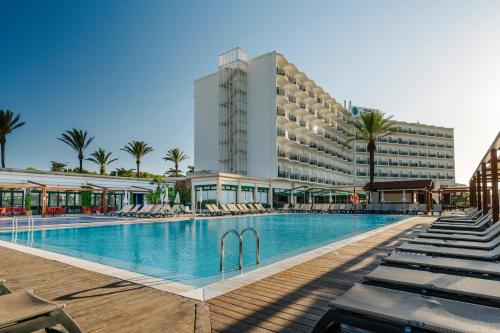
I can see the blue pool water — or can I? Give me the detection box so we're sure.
[0,214,402,287]
[0,216,132,228]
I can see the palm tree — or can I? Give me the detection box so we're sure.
[187,165,195,173]
[0,110,26,168]
[87,148,118,175]
[113,167,136,177]
[163,148,188,177]
[50,161,67,172]
[121,141,153,178]
[347,111,395,192]
[58,128,94,172]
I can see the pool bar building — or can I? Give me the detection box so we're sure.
[0,169,157,215]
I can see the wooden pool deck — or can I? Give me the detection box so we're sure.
[0,216,433,332]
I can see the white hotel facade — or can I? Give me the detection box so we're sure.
[193,48,455,205]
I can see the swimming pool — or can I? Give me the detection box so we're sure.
[0,216,132,229]
[0,214,402,288]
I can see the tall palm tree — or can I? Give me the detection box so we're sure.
[58,128,94,172]
[347,111,395,192]
[121,141,153,178]
[50,161,67,172]
[87,148,118,175]
[163,148,188,177]
[187,165,195,173]
[113,167,136,177]
[0,110,26,168]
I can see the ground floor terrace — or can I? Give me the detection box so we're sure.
[0,216,433,332]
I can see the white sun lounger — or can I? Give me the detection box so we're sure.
[311,284,500,333]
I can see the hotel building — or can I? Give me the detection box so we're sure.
[193,48,455,205]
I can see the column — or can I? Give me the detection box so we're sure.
[253,183,258,204]
[268,180,273,208]
[481,162,488,215]
[103,189,108,213]
[476,170,482,211]
[216,177,222,207]
[191,182,196,218]
[491,148,499,223]
[237,182,241,204]
[41,187,47,217]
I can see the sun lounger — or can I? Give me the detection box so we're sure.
[0,279,12,296]
[365,265,500,305]
[419,221,500,241]
[429,212,492,230]
[132,204,154,217]
[220,204,233,215]
[437,208,480,221]
[143,204,162,217]
[124,204,141,217]
[311,283,500,333]
[255,203,270,213]
[417,203,427,215]
[116,204,134,216]
[397,242,500,260]
[409,233,500,249]
[0,290,83,333]
[437,210,482,223]
[236,204,250,213]
[382,251,500,278]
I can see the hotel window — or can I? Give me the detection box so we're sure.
[221,185,237,204]
[194,185,217,203]
[257,188,268,204]
[240,186,254,203]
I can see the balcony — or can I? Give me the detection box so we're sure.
[277,87,285,96]
[277,107,286,117]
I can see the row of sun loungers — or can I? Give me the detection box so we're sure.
[282,203,442,215]
[109,203,190,218]
[0,279,82,332]
[312,209,500,332]
[204,203,270,216]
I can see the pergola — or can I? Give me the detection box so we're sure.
[0,181,151,217]
[469,131,500,222]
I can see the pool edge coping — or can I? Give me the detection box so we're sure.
[0,215,435,301]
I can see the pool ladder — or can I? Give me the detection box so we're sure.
[220,227,260,272]
[11,216,35,232]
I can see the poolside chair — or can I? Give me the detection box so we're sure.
[112,204,132,216]
[397,241,500,260]
[429,212,492,230]
[123,204,141,217]
[382,251,500,278]
[0,290,83,333]
[279,203,289,212]
[437,208,480,221]
[255,203,271,213]
[417,203,428,215]
[219,204,232,215]
[408,234,500,250]
[406,203,418,215]
[419,221,500,241]
[432,203,443,216]
[365,265,500,305]
[236,204,250,213]
[311,283,500,333]
[142,204,162,218]
[132,204,154,217]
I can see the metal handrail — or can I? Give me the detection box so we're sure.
[241,227,260,266]
[220,229,242,272]
[219,228,261,272]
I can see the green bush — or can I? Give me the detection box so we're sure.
[81,187,92,208]
[24,192,31,211]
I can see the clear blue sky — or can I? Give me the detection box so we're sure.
[1,0,499,183]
